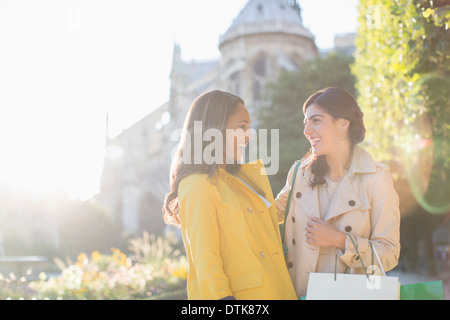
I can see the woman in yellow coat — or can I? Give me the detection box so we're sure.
[163,90,297,300]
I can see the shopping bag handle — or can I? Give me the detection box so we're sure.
[334,233,372,280]
[369,241,386,276]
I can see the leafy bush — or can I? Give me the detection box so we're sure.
[352,0,450,214]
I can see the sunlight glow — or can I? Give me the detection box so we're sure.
[0,0,358,200]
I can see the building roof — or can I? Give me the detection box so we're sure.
[182,60,219,85]
[220,0,314,45]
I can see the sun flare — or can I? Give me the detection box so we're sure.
[0,112,106,201]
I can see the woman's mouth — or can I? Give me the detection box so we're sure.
[309,138,320,147]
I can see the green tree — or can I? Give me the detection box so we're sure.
[258,51,356,193]
[351,0,450,215]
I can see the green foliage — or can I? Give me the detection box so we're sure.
[258,51,356,192]
[352,0,450,214]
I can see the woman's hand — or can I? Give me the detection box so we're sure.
[305,216,346,251]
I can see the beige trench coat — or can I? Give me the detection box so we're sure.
[275,146,401,297]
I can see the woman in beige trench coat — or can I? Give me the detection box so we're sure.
[275,87,401,298]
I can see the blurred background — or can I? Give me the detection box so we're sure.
[0,0,448,299]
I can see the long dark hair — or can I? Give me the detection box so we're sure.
[162,90,244,225]
[302,87,366,188]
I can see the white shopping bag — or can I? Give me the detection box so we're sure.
[306,236,400,300]
[306,272,400,300]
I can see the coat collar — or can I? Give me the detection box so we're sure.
[217,160,273,201]
[225,160,279,231]
[300,146,377,175]
[237,160,272,200]
[348,146,377,175]
[297,146,375,222]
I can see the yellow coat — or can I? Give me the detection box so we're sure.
[178,160,297,300]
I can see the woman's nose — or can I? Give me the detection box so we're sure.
[303,123,311,136]
[245,129,253,143]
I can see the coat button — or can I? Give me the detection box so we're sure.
[260,251,265,258]
[345,226,352,232]
[292,238,296,245]
[247,207,253,213]
[292,216,296,223]
[287,261,294,268]
[296,192,302,199]
[349,200,356,207]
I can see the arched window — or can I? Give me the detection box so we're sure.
[252,53,270,102]
[254,57,267,77]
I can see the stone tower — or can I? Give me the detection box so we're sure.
[169,0,317,129]
[217,0,317,122]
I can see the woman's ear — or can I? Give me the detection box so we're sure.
[339,119,350,132]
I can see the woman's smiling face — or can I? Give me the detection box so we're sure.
[303,103,348,156]
[225,103,251,163]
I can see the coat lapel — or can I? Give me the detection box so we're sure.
[297,147,377,222]
[323,147,376,221]
[296,165,321,219]
[238,160,271,201]
[323,176,362,221]
[237,160,280,239]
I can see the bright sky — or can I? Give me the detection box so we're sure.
[0,0,359,200]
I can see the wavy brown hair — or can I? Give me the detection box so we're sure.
[302,87,366,188]
[162,90,244,225]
